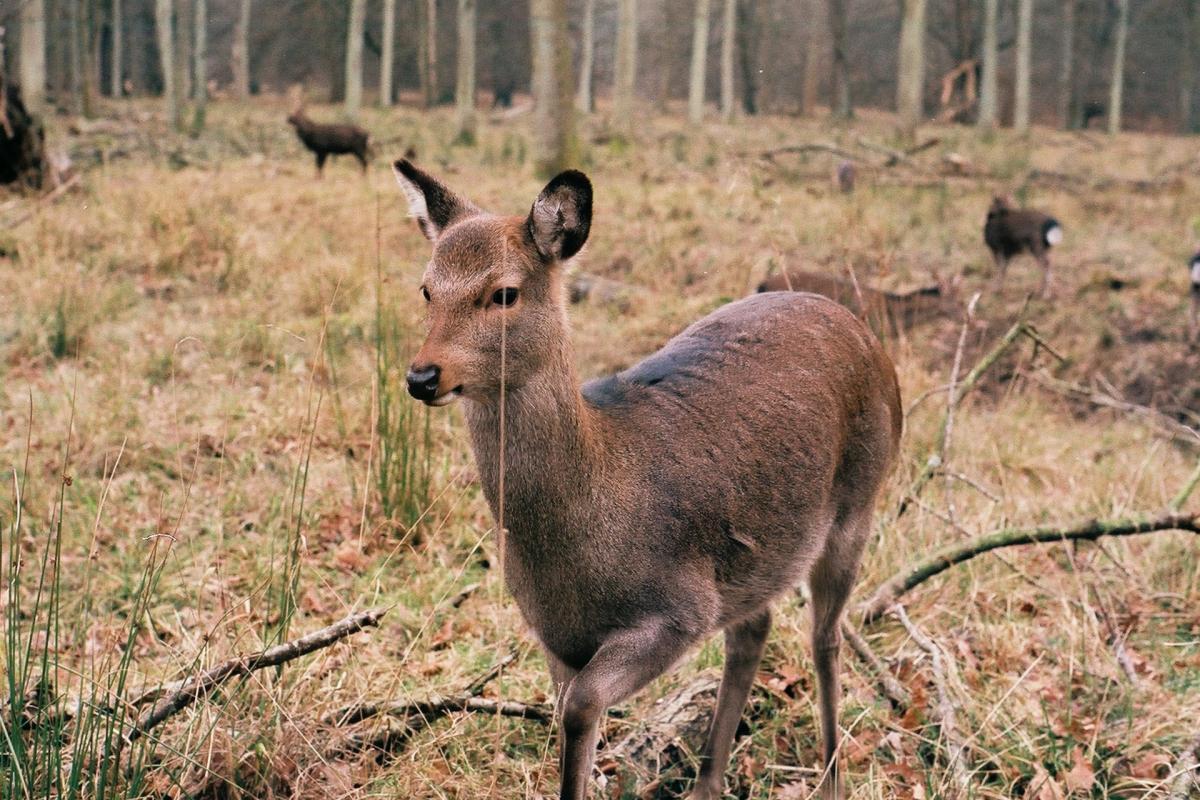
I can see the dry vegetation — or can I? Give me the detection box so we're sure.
[2,97,1200,799]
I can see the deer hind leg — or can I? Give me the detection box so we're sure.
[809,517,868,800]
[689,609,771,800]
[558,619,695,800]
[1036,251,1053,298]
[315,151,328,178]
[991,251,1009,291]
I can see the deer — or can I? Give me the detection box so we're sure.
[392,159,903,800]
[984,195,1063,297]
[1189,250,1200,343]
[286,102,370,177]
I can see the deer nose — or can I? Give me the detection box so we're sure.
[406,365,441,401]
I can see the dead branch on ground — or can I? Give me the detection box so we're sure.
[1168,732,1200,800]
[1031,373,1200,449]
[842,622,911,711]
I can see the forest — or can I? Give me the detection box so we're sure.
[2,1,1200,799]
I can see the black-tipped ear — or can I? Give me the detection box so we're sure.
[527,170,592,262]
[392,159,480,241]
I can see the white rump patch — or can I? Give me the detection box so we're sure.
[1045,225,1063,246]
[1190,259,1200,285]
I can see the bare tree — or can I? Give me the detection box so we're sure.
[1058,0,1075,128]
[380,0,395,106]
[977,0,998,129]
[577,0,595,111]
[455,0,476,140]
[719,0,735,119]
[613,0,638,132]
[231,0,250,97]
[530,0,574,175]
[345,0,365,118]
[687,0,711,124]
[19,0,46,114]
[1182,0,1199,132]
[1013,0,1032,132]
[192,0,207,133]
[155,0,180,128]
[1108,0,1129,134]
[897,0,927,135]
[419,0,438,107]
[828,0,851,119]
[801,0,822,115]
[110,0,122,97]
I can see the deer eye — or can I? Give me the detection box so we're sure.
[491,287,519,307]
[420,286,431,302]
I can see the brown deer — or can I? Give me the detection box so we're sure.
[983,195,1063,297]
[757,269,954,340]
[393,160,902,800]
[286,103,370,177]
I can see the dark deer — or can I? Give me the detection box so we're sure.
[1189,250,1200,342]
[984,195,1063,297]
[286,104,370,177]
[393,159,902,799]
[757,269,955,340]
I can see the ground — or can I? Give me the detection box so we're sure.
[1,98,1198,799]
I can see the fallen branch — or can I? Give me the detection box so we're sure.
[1030,372,1200,450]
[842,621,910,711]
[894,606,972,799]
[861,512,1200,623]
[1168,732,1200,800]
[2,172,83,228]
[126,607,387,744]
[760,142,861,163]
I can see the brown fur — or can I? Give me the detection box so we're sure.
[393,160,902,800]
[286,109,370,176]
[983,195,1062,296]
[756,269,952,339]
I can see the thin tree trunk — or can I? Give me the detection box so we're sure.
[155,0,179,128]
[345,0,365,118]
[175,0,190,103]
[719,0,734,120]
[828,0,851,119]
[687,0,711,124]
[735,0,757,114]
[613,0,638,133]
[1058,0,1075,129]
[800,0,821,115]
[380,0,395,106]
[1107,0,1129,135]
[67,0,81,114]
[231,0,250,98]
[425,0,438,107]
[977,0,998,129]
[191,0,206,133]
[896,0,927,135]
[576,0,595,112]
[1181,0,1198,133]
[109,0,122,97]
[530,0,573,176]
[455,0,476,140]
[1013,0,1032,132]
[20,0,47,114]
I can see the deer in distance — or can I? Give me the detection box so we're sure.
[286,102,370,177]
[983,195,1063,297]
[392,159,902,799]
[1189,249,1200,342]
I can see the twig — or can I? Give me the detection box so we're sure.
[942,293,982,524]
[1030,372,1200,450]
[842,621,910,711]
[1171,456,1200,511]
[893,606,971,799]
[760,142,861,163]
[2,172,83,228]
[860,512,1200,623]
[446,581,480,610]
[125,607,387,744]
[1167,732,1200,800]
[465,651,516,696]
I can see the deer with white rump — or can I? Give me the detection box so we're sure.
[393,159,902,800]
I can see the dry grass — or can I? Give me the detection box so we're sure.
[1,97,1198,799]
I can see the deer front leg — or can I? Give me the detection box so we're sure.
[1190,292,1199,343]
[689,609,771,800]
[558,619,696,800]
[991,251,1009,291]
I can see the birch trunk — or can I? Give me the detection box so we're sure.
[1058,0,1075,129]
[231,0,250,98]
[344,0,365,118]
[425,0,438,107]
[530,0,574,176]
[828,0,851,119]
[576,0,595,112]
[20,0,46,113]
[719,0,734,120]
[380,0,395,105]
[1013,0,1032,132]
[109,0,122,97]
[896,0,927,135]
[191,0,206,132]
[687,0,711,124]
[1107,0,1129,135]
[155,0,179,128]
[613,0,638,133]
[977,0,998,129]
[455,0,476,139]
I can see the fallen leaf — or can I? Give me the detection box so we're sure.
[1064,748,1095,795]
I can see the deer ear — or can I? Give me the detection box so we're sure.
[527,170,592,262]
[392,159,478,241]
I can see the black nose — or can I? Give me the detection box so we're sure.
[406,365,441,401]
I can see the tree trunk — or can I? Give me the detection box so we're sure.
[345,0,365,118]
[1181,0,1198,133]
[827,0,851,119]
[1013,0,1032,132]
[380,0,395,106]
[977,0,998,129]
[735,0,757,114]
[423,0,438,107]
[155,0,179,128]
[613,0,638,133]
[455,0,476,140]
[1057,0,1075,129]
[231,0,250,98]
[896,0,927,135]
[800,0,821,115]
[530,0,573,176]
[719,0,734,120]
[576,0,595,112]
[687,0,711,124]
[175,0,190,103]
[67,0,82,114]
[20,0,47,114]
[191,0,206,133]
[109,0,122,97]
[1107,0,1129,135]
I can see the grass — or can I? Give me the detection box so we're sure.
[0,96,1198,798]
